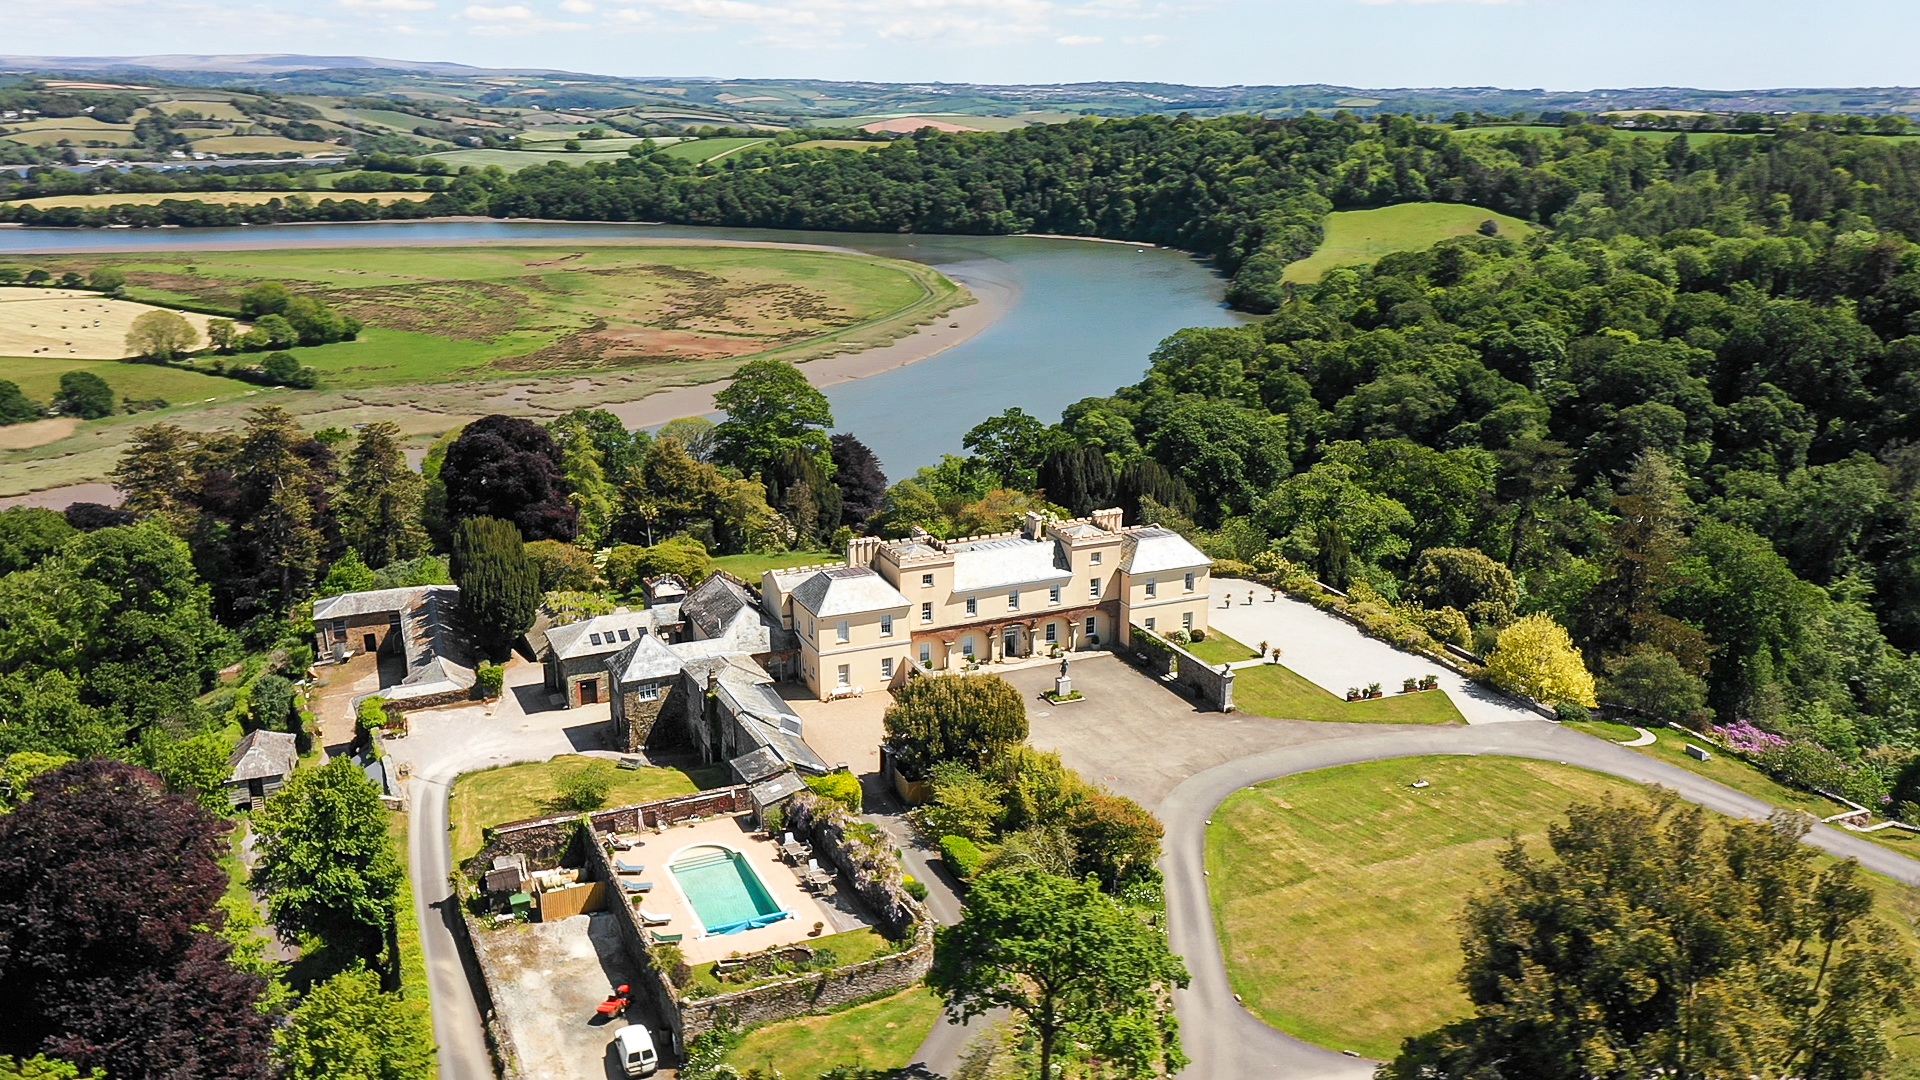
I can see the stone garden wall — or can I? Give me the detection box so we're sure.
[1128,625,1236,713]
[464,786,752,878]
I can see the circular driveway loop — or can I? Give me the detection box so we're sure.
[1162,721,1920,1079]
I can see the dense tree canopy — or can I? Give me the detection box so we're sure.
[1383,794,1916,1080]
[883,673,1029,776]
[0,761,274,1080]
[439,414,577,542]
[931,867,1189,1080]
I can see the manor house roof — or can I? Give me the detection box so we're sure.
[949,536,1075,593]
[790,566,909,616]
[1119,527,1210,575]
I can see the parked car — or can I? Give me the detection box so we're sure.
[612,1025,658,1077]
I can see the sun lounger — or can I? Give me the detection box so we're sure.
[620,880,654,894]
[650,930,683,944]
[614,858,646,874]
[638,909,672,925]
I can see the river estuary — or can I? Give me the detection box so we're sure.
[0,220,1251,483]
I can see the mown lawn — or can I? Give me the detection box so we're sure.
[1207,756,1920,1075]
[726,986,945,1077]
[1232,662,1464,724]
[1185,630,1259,666]
[447,756,724,864]
[1282,203,1537,283]
[708,549,839,580]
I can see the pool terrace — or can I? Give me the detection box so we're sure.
[605,815,872,966]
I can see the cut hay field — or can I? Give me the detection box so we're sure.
[0,242,967,496]
[1206,756,1920,1074]
[1,190,422,210]
[189,135,341,156]
[1281,203,1536,283]
[0,288,230,360]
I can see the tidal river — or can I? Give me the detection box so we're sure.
[0,220,1250,479]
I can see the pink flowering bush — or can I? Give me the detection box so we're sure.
[1713,720,1789,754]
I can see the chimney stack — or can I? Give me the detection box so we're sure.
[846,535,882,568]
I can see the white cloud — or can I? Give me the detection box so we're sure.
[559,0,594,10]
[460,2,586,31]
[1056,33,1102,43]
[339,0,435,10]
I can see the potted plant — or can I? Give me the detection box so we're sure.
[1402,677,1419,694]
[1346,687,1361,701]
[1419,674,1439,691]
[1366,682,1383,699]
[810,921,824,937]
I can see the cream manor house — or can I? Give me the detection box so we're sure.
[766,507,1213,700]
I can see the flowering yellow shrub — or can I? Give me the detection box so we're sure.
[1486,613,1597,707]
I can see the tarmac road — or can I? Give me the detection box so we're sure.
[408,771,495,1080]
[1159,720,1920,1079]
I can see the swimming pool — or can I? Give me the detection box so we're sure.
[669,845,790,935]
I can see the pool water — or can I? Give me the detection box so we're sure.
[670,846,789,935]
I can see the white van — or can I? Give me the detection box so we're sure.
[612,1025,658,1077]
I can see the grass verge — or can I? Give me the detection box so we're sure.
[1232,662,1464,724]
[447,755,722,865]
[1561,719,1920,858]
[725,986,945,1077]
[388,810,438,1079]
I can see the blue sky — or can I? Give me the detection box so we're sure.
[10,0,1918,90]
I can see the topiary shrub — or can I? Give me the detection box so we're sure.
[902,875,930,901]
[474,661,504,700]
[939,834,984,879]
[805,771,863,813]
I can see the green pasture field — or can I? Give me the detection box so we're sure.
[1231,661,1465,724]
[1205,756,1920,1072]
[655,137,771,162]
[1282,202,1536,284]
[423,148,637,171]
[726,987,945,1077]
[0,355,244,405]
[790,140,883,152]
[314,106,441,132]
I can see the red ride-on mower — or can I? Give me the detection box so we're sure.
[596,984,631,1018]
